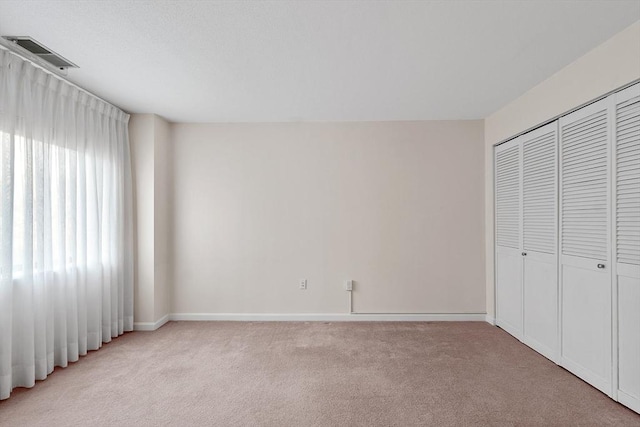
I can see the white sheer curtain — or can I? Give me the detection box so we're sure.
[0,49,134,400]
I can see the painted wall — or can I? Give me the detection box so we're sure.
[170,121,485,315]
[484,21,640,318]
[129,114,155,323]
[154,115,172,321]
[129,113,172,324]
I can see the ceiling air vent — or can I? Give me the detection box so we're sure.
[2,36,78,70]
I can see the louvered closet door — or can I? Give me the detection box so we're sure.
[559,97,612,396]
[495,138,523,338]
[521,122,558,362]
[614,83,640,414]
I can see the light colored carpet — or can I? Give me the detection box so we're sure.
[0,321,638,426]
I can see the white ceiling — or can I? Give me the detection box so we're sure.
[0,1,638,122]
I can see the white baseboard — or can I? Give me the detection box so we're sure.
[134,313,488,329]
[495,319,523,341]
[618,389,640,414]
[485,315,496,325]
[169,312,487,322]
[134,314,170,331]
[559,356,613,397]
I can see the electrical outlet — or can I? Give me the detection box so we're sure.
[299,279,307,290]
[345,280,353,291]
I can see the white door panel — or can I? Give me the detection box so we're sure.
[614,83,640,413]
[559,97,612,397]
[521,122,558,360]
[523,256,557,360]
[618,274,640,412]
[496,251,523,337]
[561,264,612,394]
[495,138,523,338]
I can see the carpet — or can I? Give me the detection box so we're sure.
[1,321,638,426]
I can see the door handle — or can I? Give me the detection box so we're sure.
[597,264,605,269]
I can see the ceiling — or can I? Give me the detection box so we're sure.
[0,1,638,122]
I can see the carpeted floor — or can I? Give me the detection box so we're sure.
[1,322,639,426]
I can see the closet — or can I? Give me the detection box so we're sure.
[495,82,639,413]
[615,84,640,413]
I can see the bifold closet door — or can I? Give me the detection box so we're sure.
[614,83,640,413]
[495,138,523,338]
[559,97,612,396]
[521,123,558,361]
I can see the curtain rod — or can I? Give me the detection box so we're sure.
[0,37,125,113]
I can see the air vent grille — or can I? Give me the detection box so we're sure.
[2,36,78,69]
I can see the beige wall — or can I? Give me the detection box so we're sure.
[170,121,485,314]
[129,114,155,323]
[484,21,640,318]
[153,116,172,321]
[129,113,172,324]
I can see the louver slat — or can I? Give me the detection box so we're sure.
[562,110,608,260]
[524,132,556,254]
[617,96,640,266]
[496,146,520,249]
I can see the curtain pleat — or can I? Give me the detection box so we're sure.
[0,48,133,400]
